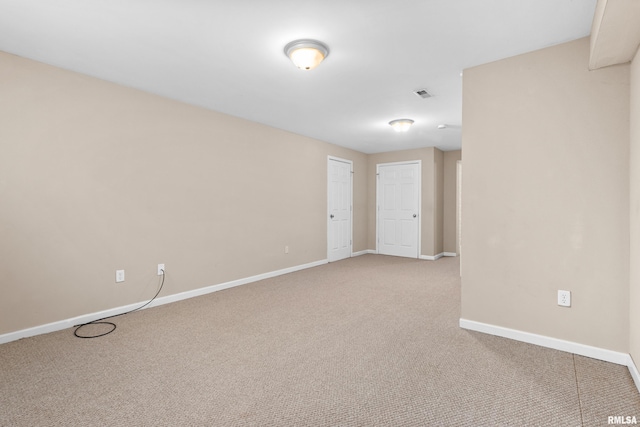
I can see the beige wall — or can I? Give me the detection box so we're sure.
[367,147,444,258]
[461,38,630,352]
[443,150,462,254]
[0,52,368,335]
[630,45,640,369]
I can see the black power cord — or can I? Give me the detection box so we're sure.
[74,269,165,339]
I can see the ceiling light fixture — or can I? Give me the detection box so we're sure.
[284,39,329,71]
[389,119,414,132]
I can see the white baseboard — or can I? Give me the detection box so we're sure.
[443,252,458,257]
[420,253,444,261]
[0,259,328,345]
[629,355,640,394]
[459,318,629,364]
[352,250,376,257]
[460,318,640,394]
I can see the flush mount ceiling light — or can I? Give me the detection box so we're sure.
[284,39,329,70]
[389,119,414,132]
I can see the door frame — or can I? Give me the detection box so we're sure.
[327,156,353,262]
[456,159,462,275]
[376,160,422,258]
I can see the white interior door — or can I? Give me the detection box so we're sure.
[377,162,420,258]
[328,157,352,262]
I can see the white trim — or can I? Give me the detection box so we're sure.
[456,160,462,260]
[352,250,376,257]
[459,318,640,394]
[0,259,328,345]
[629,356,640,394]
[443,252,458,257]
[327,156,353,262]
[459,318,630,365]
[417,162,422,259]
[420,253,444,261]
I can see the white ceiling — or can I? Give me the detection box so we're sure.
[0,0,597,153]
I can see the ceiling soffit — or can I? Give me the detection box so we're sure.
[590,0,640,69]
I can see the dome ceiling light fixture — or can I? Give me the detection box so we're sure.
[284,39,329,71]
[389,119,414,133]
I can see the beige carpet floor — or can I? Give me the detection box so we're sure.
[1,255,639,426]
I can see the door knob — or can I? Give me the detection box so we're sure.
[413,214,417,218]
[330,214,334,219]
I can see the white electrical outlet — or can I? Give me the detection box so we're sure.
[558,290,571,307]
[158,264,165,275]
[116,270,125,283]
[285,246,289,254]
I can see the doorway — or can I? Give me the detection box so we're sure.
[376,161,421,258]
[327,156,353,262]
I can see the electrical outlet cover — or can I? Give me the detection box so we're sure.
[116,270,125,283]
[558,290,571,307]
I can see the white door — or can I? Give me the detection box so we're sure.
[328,157,352,262]
[377,162,420,258]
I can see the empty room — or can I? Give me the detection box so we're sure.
[1,0,639,425]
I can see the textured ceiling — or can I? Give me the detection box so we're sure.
[0,0,597,153]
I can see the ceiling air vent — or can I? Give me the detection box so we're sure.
[414,89,432,99]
